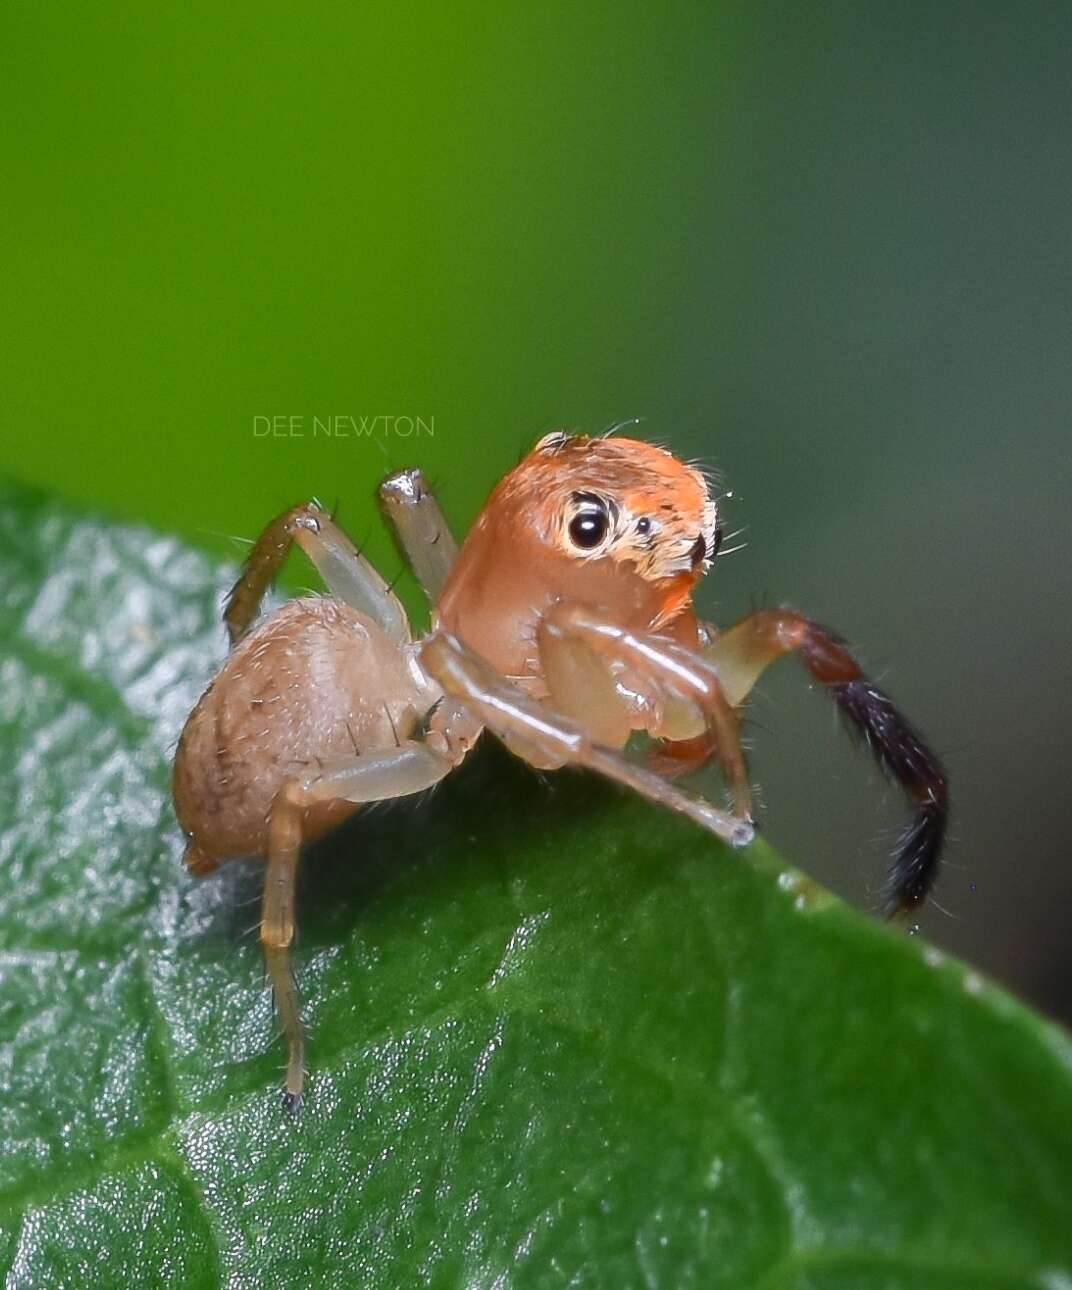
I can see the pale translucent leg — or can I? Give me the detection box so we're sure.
[262,736,463,1109]
[537,602,752,820]
[698,611,818,706]
[226,501,410,646]
[261,784,306,1107]
[420,631,755,849]
[379,468,459,603]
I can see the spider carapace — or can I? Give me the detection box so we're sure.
[173,432,948,1106]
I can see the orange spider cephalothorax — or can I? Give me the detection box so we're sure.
[435,432,722,679]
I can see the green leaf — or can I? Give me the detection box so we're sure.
[0,477,1069,1289]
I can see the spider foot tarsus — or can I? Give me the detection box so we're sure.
[704,609,948,915]
[823,668,948,917]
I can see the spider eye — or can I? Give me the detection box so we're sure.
[568,499,610,550]
[635,516,652,536]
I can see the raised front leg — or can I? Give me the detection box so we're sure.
[379,468,459,604]
[536,601,752,821]
[421,631,754,850]
[702,608,948,914]
[225,502,409,646]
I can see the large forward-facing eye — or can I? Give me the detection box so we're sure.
[567,494,611,550]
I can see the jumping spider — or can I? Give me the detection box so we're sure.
[173,432,948,1107]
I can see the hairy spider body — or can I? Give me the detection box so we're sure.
[173,433,947,1107]
[173,597,437,870]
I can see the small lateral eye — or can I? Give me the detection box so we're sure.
[568,504,610,550]
[635,516,652,536]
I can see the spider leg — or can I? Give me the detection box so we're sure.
[261,731,469,1110]
[225,502,409,646]
[379,468,459,604]
[262,783,306,1109]
[701,608,948,915]
[420,631,754,849]
[536,601,752,820]
[645,730,724,781]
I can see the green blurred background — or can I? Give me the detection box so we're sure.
[2,3,1069,1021]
